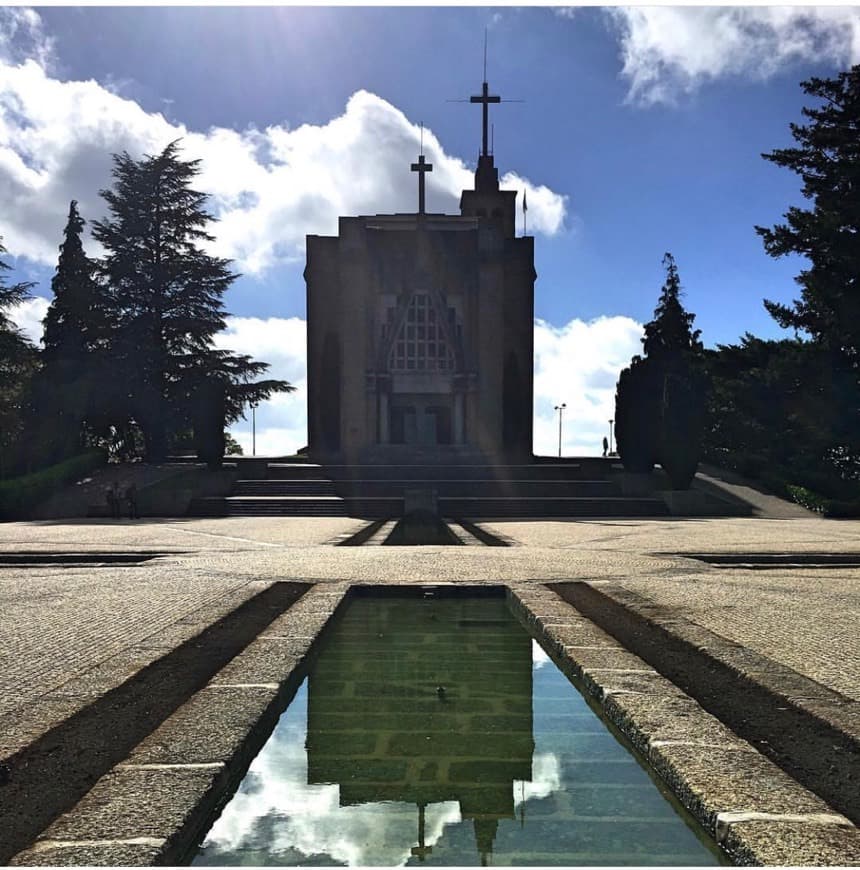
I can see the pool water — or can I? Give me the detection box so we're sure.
[192,593,725,866]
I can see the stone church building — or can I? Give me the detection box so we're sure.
[305,79,535,463]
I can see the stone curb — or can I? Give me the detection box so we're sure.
[554,579,860,827]
[9,582,350,867]
[506,583,860,866]
[579,579,860,739]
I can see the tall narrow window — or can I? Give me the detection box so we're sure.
[389,294,455,372]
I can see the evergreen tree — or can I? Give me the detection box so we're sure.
[703,336,837,475]
[756,64,860,453]
[615,253,706,485]
[43,201,110,364]
[0,238,36,476]
[0,238,33,336]
[36,201,113,459]
[92,141,290,461]
[642,253,703,363]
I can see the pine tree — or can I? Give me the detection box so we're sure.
[0,238,36,475]
[757,65,860,354]
[756,65,860,454]
[92,141,290,461]
[0,238,33,336]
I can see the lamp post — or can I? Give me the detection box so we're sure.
[554,403,567,458]
[251,402,257,457]
[608,419,614,456]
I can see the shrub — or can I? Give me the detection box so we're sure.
[823,499,860,518]
[784,484,826,513]
[0,450,106,520]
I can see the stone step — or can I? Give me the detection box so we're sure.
[191,493,666,518]
[233,480,339,496]
[330,479,616,498]
[188,496,348,517]
[260,463,330,481]
[343,496,669,519]
[318,462,621,483]
[440,496,668,518]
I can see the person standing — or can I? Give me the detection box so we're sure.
[125,483,138,519]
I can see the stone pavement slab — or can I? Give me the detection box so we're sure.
[481,517,860,699]
[1,514,859,863]
[2,515,859,723]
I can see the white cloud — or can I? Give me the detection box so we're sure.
[214,315,308,455]
[514,751,561,806]
[0,10,567,275]
[533,314,642,456]
[7,293,48,343]
[0,7,53,68]
[609,7,860,106]
[200,681,463,866]
[219,314,643,459]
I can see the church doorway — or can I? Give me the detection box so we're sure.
[389,396,453,446]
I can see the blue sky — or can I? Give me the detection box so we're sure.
[3,6,859,454]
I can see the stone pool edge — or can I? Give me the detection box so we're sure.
[8,581,352,867]
[10,579,860,867]
[507,582,860,867]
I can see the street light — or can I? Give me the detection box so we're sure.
[251,401,257,457]
[608,419,614,455]
[554,403,567,458]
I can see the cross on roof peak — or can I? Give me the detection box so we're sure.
[447,35,523,160]
[411,152,432,215]
[471,80,501,158]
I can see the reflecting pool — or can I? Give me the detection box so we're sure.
[192,594,725,866]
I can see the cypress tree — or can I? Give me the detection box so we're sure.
[642,253,703,363]
[615,253,706,486]
[43,201,109,364]
[36,201,113,458]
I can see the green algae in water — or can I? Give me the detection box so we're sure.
[193,595,726,866]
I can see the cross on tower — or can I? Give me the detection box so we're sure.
[411,153,432,215]
[471,80,501,158]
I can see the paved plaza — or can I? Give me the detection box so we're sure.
[1,513,859,864]
[2,514,859,716]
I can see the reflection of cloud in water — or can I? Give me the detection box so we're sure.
[198,681,461,866]
[532,638,551,670]
[514,752,562,807]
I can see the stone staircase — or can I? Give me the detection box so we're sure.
[189,461,348,517]
[188,457,669,518]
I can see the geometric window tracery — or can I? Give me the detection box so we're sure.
[388,293,456,372]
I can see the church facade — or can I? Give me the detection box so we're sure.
[305,80,536,463]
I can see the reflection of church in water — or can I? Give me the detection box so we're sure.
[304,594,534,865]
[306,72,535,462]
